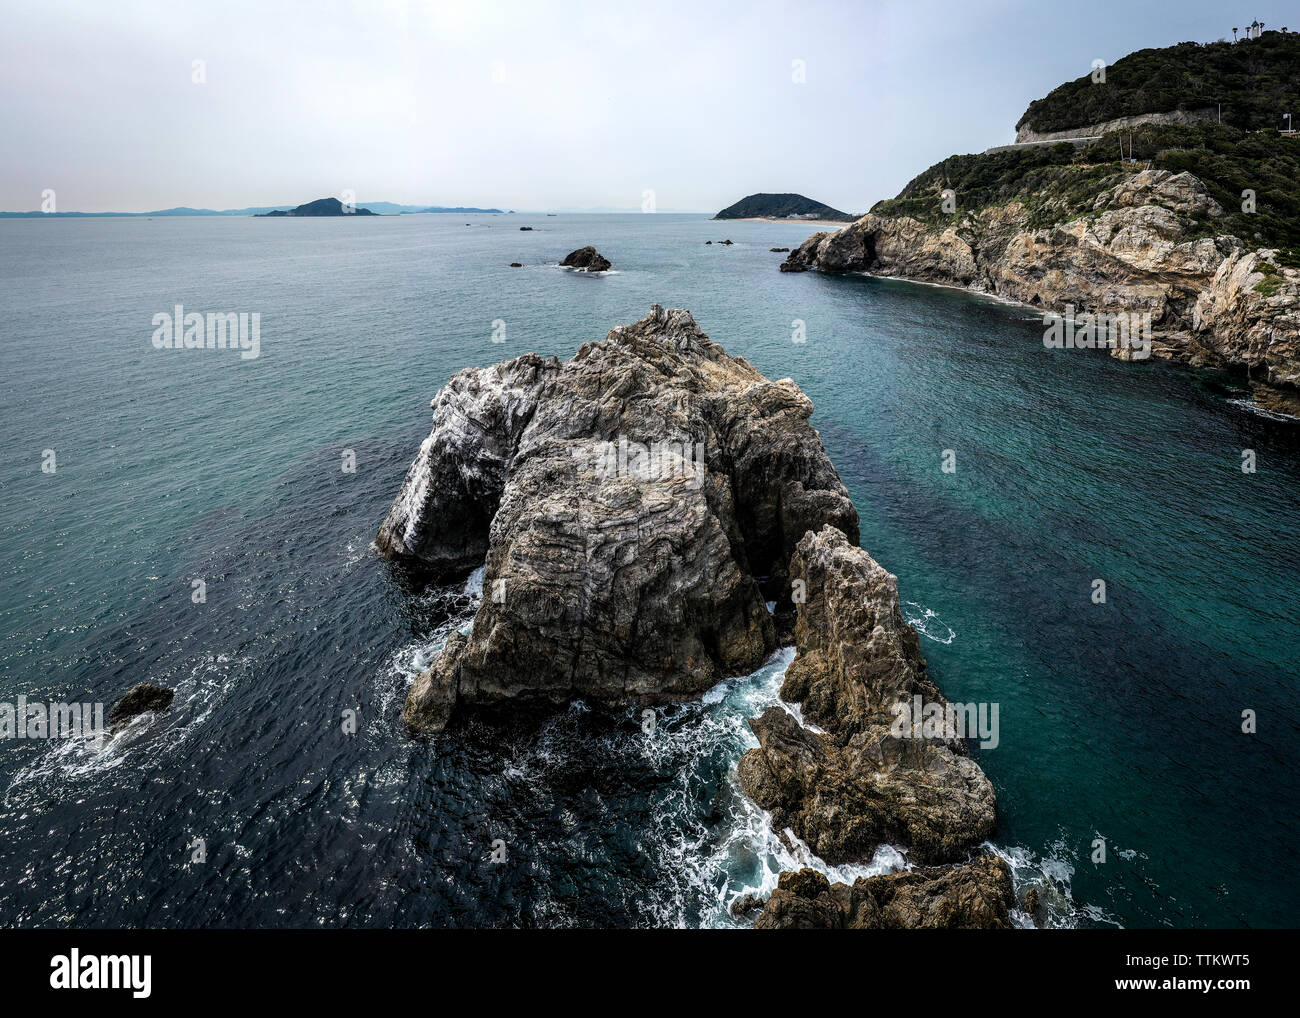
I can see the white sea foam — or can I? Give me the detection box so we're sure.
[986,837,1120,929]
[779,699,826,734]
[628,644,1103,929]
[1227,397,1300,422]
[903,600,957,644]
[463,566,485,597]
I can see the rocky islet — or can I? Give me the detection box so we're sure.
[378,305,1007,927]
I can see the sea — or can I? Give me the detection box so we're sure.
[0,211,1296,927]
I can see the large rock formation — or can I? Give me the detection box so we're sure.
[781,168,1300,406]
[738,526,997,865]
[379,307,1008,927]
[378,305,858,731]
[751,857,1015,929]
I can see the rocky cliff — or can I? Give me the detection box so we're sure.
[781,32,1300,414]
[781,167,1300,408]
[378,305,859,731]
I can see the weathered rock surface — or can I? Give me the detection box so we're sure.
[738,525,996,864]
[750,857,1014,929]
[781,168,1299,408]
[378,306,858,731]
[108,683,175,726]
[1192,248,1300,390]
[559,246,611,271]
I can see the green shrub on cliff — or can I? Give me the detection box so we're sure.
[1017,31,1300,134]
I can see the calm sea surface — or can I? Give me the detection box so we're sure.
[0,212,1296,927]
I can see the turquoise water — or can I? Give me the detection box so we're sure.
[0,213,1295,927]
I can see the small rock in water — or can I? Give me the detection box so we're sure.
[559,246,611,272]
[720,239,733,245]
[705,240,713,245]
[730,893,766,919]
[509,262,522,267]
[108,683,175,726]
[770,247,789,252]
[519,226,534,231]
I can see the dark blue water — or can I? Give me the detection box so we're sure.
[1,213,1296,927]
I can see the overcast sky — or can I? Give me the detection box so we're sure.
[0,0,1264,213]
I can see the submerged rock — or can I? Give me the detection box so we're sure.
[108,683,175,726]
[377,305,858,732]
[752,857,1014,929]
[737,525,996,864]
[559,246,611,271]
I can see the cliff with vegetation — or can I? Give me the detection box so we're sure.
[1017,32,1300,136]
[781,32,1300,414]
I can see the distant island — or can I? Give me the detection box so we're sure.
[714,193,851,221]
[414,205,506,214]
[0,200,510,218]
[257,197,378,217]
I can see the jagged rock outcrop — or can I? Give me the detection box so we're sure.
[780,168,1299,407]
[750,857,1014,929]
[378,306,858,732]
[559,246,611,271]
[1192,248,1300,391]
[738,525,996,864]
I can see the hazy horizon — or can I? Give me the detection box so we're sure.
[0,0,1276,214]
